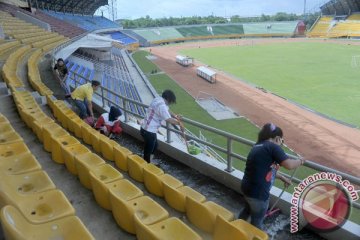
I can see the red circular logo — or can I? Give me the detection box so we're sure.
[301,182,351,232]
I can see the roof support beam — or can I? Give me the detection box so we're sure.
[36,0,107,15]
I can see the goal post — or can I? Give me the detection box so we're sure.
[351,55,360,68]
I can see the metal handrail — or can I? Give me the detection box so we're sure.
[68,66,360,209]
[68,72,360,182]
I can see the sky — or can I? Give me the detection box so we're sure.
[95,0,326,20]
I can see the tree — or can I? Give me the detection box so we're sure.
[119,12,304,29]
[303,12,321,30]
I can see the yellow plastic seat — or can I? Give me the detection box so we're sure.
[0,114,9,123]
[0,170,56,207]
[0,122,14,132]
[28,114,50,134]
[32,117,54,143]
[52,101,68,121]
[89,164,123,210]
[0,142,30,158]
[114,145,132,171]
[61,144,91,175]
[134,215,202,240]
[100,135,117,161]
[24,110,48,131]
[89,130,102,153]
[143,164,165,197]
[33,120,54,142]
[75,152,106,189]
[127,154,148,182]
[8,189,75,224]
[43,123,69,152]
[0,129,22,145]
[45,95,57,110]
[21,109,47,129]
[185,197,235,233]
[213,215,269,240]
[58,108,77,130]
[80,123,94,144]
[51,135,80,164]
[110,195,169,234]
[108,179,144,205]
[72,117,87,138]
[66,114,81,133]
[1,205,95,240]
[235,220,269,240]
[0,153,41,175]
[163,185,205,213]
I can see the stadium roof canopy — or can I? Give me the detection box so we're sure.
[28,0,108,15]
[320,0,360,15]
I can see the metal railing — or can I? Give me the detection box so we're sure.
[68,67,360,210]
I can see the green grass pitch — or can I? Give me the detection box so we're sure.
[132,49,360,224]
[181,42,360,127]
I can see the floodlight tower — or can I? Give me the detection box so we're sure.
[109,0,118,21]
[304,0,307,19]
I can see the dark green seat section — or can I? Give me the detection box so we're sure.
[176,26,213,37]
[212,25,244,35]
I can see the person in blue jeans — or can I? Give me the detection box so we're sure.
[239,123,305,230]
[71,80,101,119]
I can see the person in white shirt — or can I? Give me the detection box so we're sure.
[141,90,182,163]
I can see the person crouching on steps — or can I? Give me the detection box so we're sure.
[239,123,305,230]
[95,106,122,139]
[140,90,183,163]
[71,80,101,122]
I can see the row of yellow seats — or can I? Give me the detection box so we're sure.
[1,22,35,29]
[47,98,268,240]
[1,45,31,90]
[0,112,94,240]
[21,33,59,44]
[32,35,67,49]
[0,15,41,30]
[13,31,54,40]
[0,11,11,16]
[0,12,69,53]
[0,40,19,54]
[27,49,53,96]
[17,93,202,240]
[307,17,332,37]
[3,25,41,33]
[308,25,330,37]
[42,38,68,52]
[348,14,360,20]
[6,28,44,37]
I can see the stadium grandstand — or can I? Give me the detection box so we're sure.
[130,21,305,46]
[44,11,120,31]
[308,0,360,38]
[0,0,359,239]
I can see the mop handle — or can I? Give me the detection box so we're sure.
[269,165,299,213]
